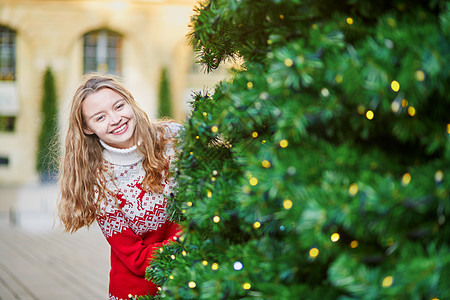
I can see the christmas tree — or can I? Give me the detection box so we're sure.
[146,0,449,299]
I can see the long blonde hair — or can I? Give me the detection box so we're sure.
[58,74,173,233]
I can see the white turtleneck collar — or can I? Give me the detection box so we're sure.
[99,139,145,166]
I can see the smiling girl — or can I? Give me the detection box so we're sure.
[57,74,182,300]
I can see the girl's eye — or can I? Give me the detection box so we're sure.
[96,115,105,122]
[116,103,124,110]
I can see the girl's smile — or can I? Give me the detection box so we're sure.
[82,88,137,149]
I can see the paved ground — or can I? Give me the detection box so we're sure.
[0,183,110,300]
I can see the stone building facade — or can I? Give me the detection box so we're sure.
[0,0,229,185]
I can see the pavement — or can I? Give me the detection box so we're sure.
[0,183,110,300]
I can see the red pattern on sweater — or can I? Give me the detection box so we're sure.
[96,123,182,300]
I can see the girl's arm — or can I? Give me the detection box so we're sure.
[97,205,180,276]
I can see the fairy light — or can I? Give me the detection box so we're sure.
[447,123,450,134]
[335,74,343,83]
[284,58,293,67]
[280,139,288,148]
[169,275,174,279]
[188,281,196,288]
[391,80,400,92]
[262,160,271,168]
[382,276,393,287]
[391,101,400,113]
[242,282,251,290]
[346,17,354,25]
[415,70,425,81]
[331,233,340,242]
[357,105,365,115]
[267,77,274,84]
[283,199,293,210]
[252,131,258,138]
[211,125,218,133]
[402,99,408,107]
[233,261,243,271]
[279,14,284,20]
[387,17,396,27]
[171,255,176,260]
[309,248,319,258]
[434,170,443,183]
[196,135,199,139]
[366,110,374,120]
[253,221,261,229]
[349,183,358,196]
[186,201,193,207]
[402,172,411,186]
[211,263,219,270]
[203,112,207,117]
[321,88,330,97]
[350,240,359,248]
[207,190,212,198]
[202,260,208,266]
[247,81,253,89]
[189,151,193,155]
[249,177,258,186]
[213,215,221,223]
[182,250,187,256]
[408,106,416,117]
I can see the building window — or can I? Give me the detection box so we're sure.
[84,29,122,75]
[0,116,15,132]
[0,26,16,81]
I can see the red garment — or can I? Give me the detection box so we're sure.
[96,123,182,300]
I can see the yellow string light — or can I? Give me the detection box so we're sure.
[402,99,408,107]
[382,276,393,287]
[402,172,411,186]
[335,74,343,83]
[279,14,284,20]
[262,160,271,168]
[213,216,221,223]
[249,177,258,186]
[350,240,359,248]
[391,80,400,92]
[349,183,358,196]
[346,17,354,25]
[408,106,416,116]
[171,255,176,260]
[284,58,293,67]
[195,135,199,139]
[169,275,174,279]
[182,250,187,256]
[280,139,288,148]
[331,233,340,242]
[309,248,319,258]
[188,281,196,289]
[434,170,443,183]
[202,260,208,266]
[247,81,253,89]
[252,131,258,138]
[186,201,193,207]
[211,263,219,270]
[267,77,274,84]
[207,190,212,198]
[366,110,374,120]
[203,112,207,117]
[283,199,293,210]
[415,70,425,81]
[242,282,251,290]
[211,125,218,133]
[253,221,261,229]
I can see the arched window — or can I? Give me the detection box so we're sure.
[83,29,122,75]
[0,26,16,81]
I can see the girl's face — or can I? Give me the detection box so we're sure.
[82,88,137,149]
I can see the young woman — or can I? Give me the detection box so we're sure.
[57,74,182,300]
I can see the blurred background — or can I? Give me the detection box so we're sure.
[0,1,230,298]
